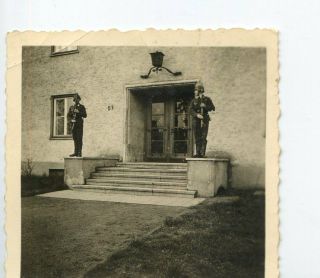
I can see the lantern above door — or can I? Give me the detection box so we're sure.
[141,51,182,79]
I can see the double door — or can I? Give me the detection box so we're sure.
[146,94,193,161]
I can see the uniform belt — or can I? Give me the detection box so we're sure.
[196,111,208,115]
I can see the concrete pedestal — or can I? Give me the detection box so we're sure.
[64,157,119,187]
[186,158,229,197]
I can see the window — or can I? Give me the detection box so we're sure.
[51,46,79,57]
[51,95,74,139]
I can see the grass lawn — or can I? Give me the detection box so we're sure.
[22,190,264,278]
[84,190,265,278]
[21,197,185,278]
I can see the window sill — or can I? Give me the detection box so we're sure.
[50,136,73,140]
[50,50,79,57]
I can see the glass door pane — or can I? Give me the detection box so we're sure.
[151,102,165,155]
[170,97,191,158]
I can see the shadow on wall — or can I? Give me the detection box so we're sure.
[206,150,233,188]
[231,164,265,188]
[206,151,265,189]
[206,150,233,160]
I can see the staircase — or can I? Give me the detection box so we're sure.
[71,162,197,198]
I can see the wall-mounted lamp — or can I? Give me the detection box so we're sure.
[140,51,182,79]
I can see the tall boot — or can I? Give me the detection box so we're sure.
[77,140,83,157]
[200,140,207,157]
[193,140,201,158]
[69,142,77,157]
[196,141,202,157]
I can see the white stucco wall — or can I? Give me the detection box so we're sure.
[22,46,266,187]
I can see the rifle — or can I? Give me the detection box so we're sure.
[200,96,204,128]
[70,104,79,131]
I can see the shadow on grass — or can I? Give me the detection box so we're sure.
[84,189,265,278]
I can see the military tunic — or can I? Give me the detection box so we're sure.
[67,103,87,157]
[189,95,215,157]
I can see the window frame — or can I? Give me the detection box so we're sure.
[50,46,79,57]
[50,94,75,140]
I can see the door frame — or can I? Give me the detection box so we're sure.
[123,79,199,162]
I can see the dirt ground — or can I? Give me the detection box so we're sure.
[21,196,185,278]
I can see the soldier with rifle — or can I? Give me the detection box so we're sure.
[68,94,87,157]
[189,83,215,158]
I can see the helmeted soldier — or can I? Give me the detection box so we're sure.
[189,83,215,157]
[68,94,87,157]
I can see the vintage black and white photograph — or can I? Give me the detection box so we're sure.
[6,30,279,277]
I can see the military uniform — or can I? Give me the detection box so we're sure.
[189,95,215,157]
[68,102,87,157]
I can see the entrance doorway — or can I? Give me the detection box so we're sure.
[125,82,196,162]
[146,87,193,161]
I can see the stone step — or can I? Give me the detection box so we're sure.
[86,178,187,188]
[81,162,191,198]
[116,162,187,169]
[85,181,186,190]
[91,172,187,181]
[96,167,187,174]
[71,184,196,198]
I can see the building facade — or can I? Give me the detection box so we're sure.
[22,46,266,188]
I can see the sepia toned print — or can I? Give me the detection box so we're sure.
[6,30,279,277]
